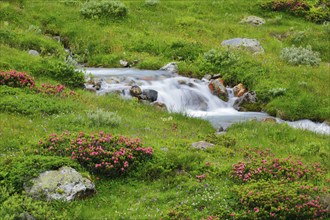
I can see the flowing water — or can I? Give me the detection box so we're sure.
[83,68,330,135]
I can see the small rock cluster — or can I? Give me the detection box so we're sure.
[206,74,257,111]
[130,85,158,102]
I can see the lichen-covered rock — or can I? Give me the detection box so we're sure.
[208,78,228,101]
[130,85,142,97]
[233,83,247,97]
[191,141,215,150]
[25,166,95,201]
[262,117,277,123]
[221,38,264,54]
[152,102,167,111]
[240,16,265,26]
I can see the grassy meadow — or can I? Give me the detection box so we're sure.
[0,0,329,219]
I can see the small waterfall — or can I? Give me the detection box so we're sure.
[83,68,330,135]
[226,88,238,107]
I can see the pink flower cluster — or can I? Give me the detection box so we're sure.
[36,83,76,97]
[0,70,76,97]
[196,173,206,182]
[231,149,324,182]
[37,131,153,176]
[0,70,35,88]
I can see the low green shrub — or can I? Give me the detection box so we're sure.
[0,193,68,220]
[86,109,121,127]
[37,131,153,177]
[0,155,81,192]
[198,48,239,74]
[268,87,287,98]
[80,0,128,19]
[205,134,236,148]
[231,180,329,219]
[281,45,321,66]
[44,62,85,88]
[165,41,204,61]
[266,93,326,121]
[0,86,76,115]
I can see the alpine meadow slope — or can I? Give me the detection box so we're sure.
[0,0,329,219]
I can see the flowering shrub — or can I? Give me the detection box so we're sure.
[36,83,76,97]
[196,173,206,182]
[0,70,35,88]
[261,0,330,23]
[36,131,153,177]
[231,149,324,183]
[232,180,329,219]
[0,70,77,97]
[80,0,128,19]
[281,45,321,66]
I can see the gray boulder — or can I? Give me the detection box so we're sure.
[221,38,264,54]
[233,91,257,111]
[160,62,178,74]
[240,16,265,26]
[139,89,158,102]
[191,141,214,150]
[25,166,95,201]
[28,50,40,56]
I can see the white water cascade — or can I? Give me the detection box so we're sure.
[83,68,330,135]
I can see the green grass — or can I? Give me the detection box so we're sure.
[0,0,330,219]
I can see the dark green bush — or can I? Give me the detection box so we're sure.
[45,62,85,88]
[0,155,81,192]
[165,41,204,61]
[80,0,128,19]
[0,193,69,219]
[205,134,236,148]
[198,48,239,74]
